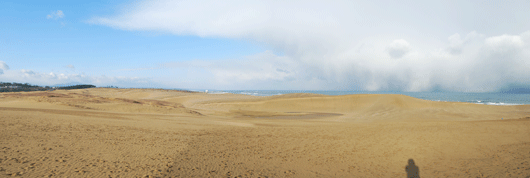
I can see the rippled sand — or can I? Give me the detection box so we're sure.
[1,88,529,177]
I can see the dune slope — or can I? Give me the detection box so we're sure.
[0,88,529,177]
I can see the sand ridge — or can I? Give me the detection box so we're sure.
[1,88,529,177]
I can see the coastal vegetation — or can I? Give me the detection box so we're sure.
[0,82,95,92]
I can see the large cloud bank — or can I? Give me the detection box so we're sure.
[90,0,530,91]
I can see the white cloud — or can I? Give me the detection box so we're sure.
[89,0,530,91]
[447,31,482,55]
[65,64,75,70]
[120,67,160,72]
[0,61,9,75]
[158,51,309,90]
[387,39,411,59]
[209,51,296,82]
[485,34,524,53]
[47,10,64,19]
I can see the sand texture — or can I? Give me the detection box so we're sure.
[1,88,529,177]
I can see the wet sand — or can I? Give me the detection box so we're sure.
[0,88,529,177]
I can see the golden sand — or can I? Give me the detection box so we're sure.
[0,88,529,177]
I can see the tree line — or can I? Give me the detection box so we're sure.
[0,82,95,92]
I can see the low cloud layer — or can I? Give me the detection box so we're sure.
[0,62,155,88]
[91,0,530,91]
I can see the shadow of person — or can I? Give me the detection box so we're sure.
[405,159,420,178]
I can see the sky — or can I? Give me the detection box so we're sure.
[1,0,530,92]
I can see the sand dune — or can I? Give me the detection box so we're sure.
[0,88,529,177]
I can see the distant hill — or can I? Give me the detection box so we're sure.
[51,82,84,88]
[0,82,95,92]
[0,82,47,92]
[57,84,96,90]
[500,87,530,94]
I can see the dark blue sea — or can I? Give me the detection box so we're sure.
[199,90,530,105]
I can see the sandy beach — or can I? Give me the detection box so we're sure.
[0,88,529,177]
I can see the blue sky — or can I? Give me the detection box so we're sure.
[0,0,266,88]
[1,0,530,91]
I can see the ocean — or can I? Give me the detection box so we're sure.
[201,90,530,105]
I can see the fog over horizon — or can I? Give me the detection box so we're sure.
[1,0,530,92]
